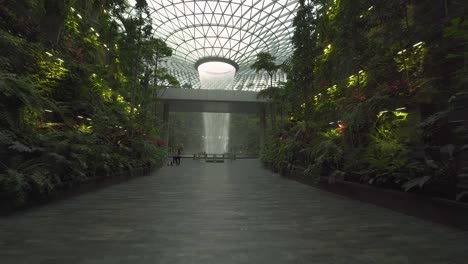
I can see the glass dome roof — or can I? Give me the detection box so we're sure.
[131,0,299,90]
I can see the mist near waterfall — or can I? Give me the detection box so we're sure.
[197,61,236,154]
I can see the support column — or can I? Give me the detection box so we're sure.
[260,105,267,151]
[269,103,275,131]
[162,103,170,148]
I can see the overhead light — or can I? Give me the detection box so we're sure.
[70,7,75,12]
[77,14,82,19]
[44,109,53,113]
[57,58,64,63]
[77,115,84,119]
[329,122,335,125]
[395,107,407,111]
[368,6,374,11]
[86,118,92,121]
[103,44,108,48]
[95,33,100,37]
[90,27,95,32]
[45,52,53,57]
[413,41,424,48]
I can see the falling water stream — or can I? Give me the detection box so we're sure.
[197,61,236,154]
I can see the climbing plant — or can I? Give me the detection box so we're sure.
[261,0,468,200]
[0,0,177,209]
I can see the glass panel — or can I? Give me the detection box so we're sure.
[137,0,298,91]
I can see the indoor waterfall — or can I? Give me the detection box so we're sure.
[197,61,236,154]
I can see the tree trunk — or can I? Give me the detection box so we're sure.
[270,73,273,88]
[40,0,66,46]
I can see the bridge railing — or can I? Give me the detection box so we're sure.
[158,88,267,103]
[193,153,237,161]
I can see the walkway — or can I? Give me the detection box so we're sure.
[1,160,468,264]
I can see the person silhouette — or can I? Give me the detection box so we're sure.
[176,146,182,165]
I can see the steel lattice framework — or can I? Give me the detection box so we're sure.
[140,0,299,91]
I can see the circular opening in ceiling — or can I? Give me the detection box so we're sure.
[197,61,236,75]
[197,58,237,90]
[195,57,239,73]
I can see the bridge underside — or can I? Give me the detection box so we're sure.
[161,100,263,114]
[157,88,267,114]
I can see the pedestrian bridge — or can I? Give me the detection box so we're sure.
[157,88,267,114]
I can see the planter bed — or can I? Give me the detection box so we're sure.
[284,172,468,231]
[0,167,153,216]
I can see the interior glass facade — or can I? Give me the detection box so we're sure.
[129,0,299,90]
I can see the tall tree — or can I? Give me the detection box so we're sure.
[251,52,280,88]
[290,0,320,116]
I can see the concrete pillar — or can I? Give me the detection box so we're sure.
[260,105,267,151]
[162,103,170,148]
[268,103,275,131]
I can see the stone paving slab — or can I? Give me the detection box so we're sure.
[1,159,468,264]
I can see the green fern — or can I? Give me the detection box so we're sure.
[8,141,33,153]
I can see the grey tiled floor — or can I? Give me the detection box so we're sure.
[1,159,468,264]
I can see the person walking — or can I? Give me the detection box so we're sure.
[176,145,183,165]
